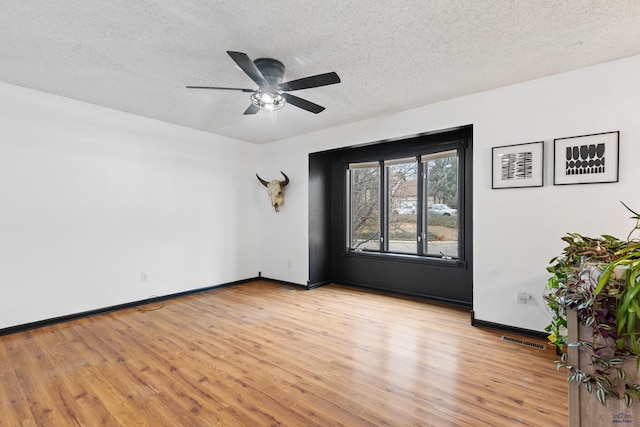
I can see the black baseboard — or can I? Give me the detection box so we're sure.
[3,277,548,343]
[306,279,331,289]
[471,311,548,340]
[0,277,259,337]
[332,280,473,308]
[258,276,311,290]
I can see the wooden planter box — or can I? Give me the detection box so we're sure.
[568,308,639,426]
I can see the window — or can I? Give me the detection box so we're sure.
[422,150,458,258]
[347,148,460,259]
[348,162,380,250]
[387,157,418,254]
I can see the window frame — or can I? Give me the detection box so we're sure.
[345,140,466,264]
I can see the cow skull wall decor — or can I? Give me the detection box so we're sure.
[256,171,290,212]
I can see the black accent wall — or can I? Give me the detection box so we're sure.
[309,125,473,306]
[308,152,333,287]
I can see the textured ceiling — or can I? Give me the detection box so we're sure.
[2,1,640,144]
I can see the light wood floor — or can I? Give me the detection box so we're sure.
[0,281,568,426]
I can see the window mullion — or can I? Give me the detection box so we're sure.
[346,167,352,251]
[417,158,424,256]
[380,160,387,251]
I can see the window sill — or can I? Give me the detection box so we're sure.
[344,250,466,269]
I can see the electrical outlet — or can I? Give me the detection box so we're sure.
[516,291,530,304]
[141,273,148,283]
[287,260,291,269]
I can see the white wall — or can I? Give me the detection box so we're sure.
[259,55,640,332]
[0,82,261,329]
[3,55,639,333]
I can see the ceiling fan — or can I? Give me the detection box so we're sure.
[186,51,340,115]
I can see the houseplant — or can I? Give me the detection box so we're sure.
[544,202,640,406]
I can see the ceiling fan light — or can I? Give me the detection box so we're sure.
[250,91,286,111]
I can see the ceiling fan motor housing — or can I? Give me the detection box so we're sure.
[254,58,285,87]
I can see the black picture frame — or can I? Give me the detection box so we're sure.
[553,131,619,185]
[491,141,544,189]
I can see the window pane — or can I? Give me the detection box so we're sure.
[387,159,418,254]
[349,166,380,250]
[424,153,458,258]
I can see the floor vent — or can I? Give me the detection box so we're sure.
[500,335,546,350]
[278,287,296,292]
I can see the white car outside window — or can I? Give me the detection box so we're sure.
[428,204,457,216]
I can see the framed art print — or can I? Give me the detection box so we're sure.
[492,141,544,189]
[553,131,619,185]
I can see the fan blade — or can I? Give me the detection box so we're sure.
[281,93,325,114]
[278,72,340,91]
[227,51,267,87]
[244,104,260,115]
[186,85,255,92]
